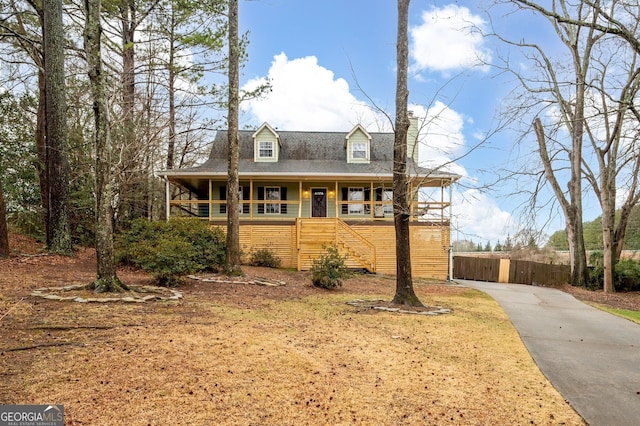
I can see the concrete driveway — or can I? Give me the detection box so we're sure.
[456,280,640,426]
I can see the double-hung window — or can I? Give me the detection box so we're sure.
[348,187,364,214]
[265,186,280,214]
[351,142,367,160]
[383,189,393,214]
[258,141,274,159]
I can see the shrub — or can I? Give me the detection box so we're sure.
[116,218,226,286]
[587,252,640,292]
[310,244,351,289]
[249,248,282,268]
[615,259,640,292]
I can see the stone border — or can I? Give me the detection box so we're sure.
[346,299,451,315]
[187,274,286,287]
[30,284,183,303]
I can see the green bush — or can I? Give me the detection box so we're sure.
[615,259,640,292]
[587,253,640,292]
[116,218,226,286]
[310,244,351,289]
[249,248,282,268]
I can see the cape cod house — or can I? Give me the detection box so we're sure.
[158,118,460,279]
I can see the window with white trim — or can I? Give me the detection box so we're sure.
[238,186,244,213]
[383,189,393,214]
[265,186,280,214]
[348,187,364,214]
[351,142,367,160]
[258,141,274,159]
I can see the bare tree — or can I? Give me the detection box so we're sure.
[493,0,604,287]
[225,0,242,276]
[502,0,640,292]
[100,0,161,224]
[391,0,423,307]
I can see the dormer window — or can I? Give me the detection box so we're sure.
[345,124,371,164]
[253,122,280,162]
[352,142,367,159]
[258,141,274,159]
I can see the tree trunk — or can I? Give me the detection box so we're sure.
[391,0,423,308]
[43,0,73,255]
[166,8,176,170]
[567,68,588,287]
[600,170,616,293]
[85,0,127,293]
[118,0,148,223]
[27,4,51,244]
[534,117,587,287]
[35,70,51,242]
[614,200,637,262]
[225,0,242,276]
[0,177,9,258]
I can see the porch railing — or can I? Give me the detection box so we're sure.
[335,218,376,272]
[168,199,450,224]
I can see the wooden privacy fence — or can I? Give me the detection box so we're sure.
[453,256,571,286]
[452,256,500,282]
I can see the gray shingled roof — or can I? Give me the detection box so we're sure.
[207,130,395,162]
[159,128,460,181]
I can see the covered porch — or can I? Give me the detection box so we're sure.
[161,175,455,225]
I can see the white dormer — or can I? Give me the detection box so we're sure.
[253,122,280,162]
[345,124,371,164]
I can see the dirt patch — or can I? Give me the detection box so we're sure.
[557,283,640,311]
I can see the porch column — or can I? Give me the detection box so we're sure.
[370,180,374,219]
[249,179,254,220]
[164,177,170,221]
[298,181,303,217]
[209,179,213,221]
[409,181,413,221]
[448,181,454,281]
[334,180,339,218]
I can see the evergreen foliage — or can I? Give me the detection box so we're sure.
[248,248,282,268]
[547,206,640,250]
[310,244,351,289]
[116,219,226,286]
[0,93,41,238]
[588,252,640,292]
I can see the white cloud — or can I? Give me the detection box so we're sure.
[453,189,516,243]
[240,52,516,244]
[410,5,491,74]
[409,101,466,172]
[409,101,465,164]
[241,53,385,131]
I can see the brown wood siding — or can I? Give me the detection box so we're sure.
[216,223,298,269]
[213,220,450,279]
[346,224,393,274]
[411,226,450,280]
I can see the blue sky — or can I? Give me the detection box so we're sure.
[234,0,579,246]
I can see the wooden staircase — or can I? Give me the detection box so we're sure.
[296,218,376,272]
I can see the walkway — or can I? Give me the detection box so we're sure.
[456,280,640,426]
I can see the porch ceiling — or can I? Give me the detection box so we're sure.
[163,172,457,188]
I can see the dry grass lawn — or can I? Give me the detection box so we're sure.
[0,236,584,425]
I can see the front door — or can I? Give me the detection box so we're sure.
[311,188,327,217]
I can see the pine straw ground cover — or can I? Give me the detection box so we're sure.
[0,236,586,425]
